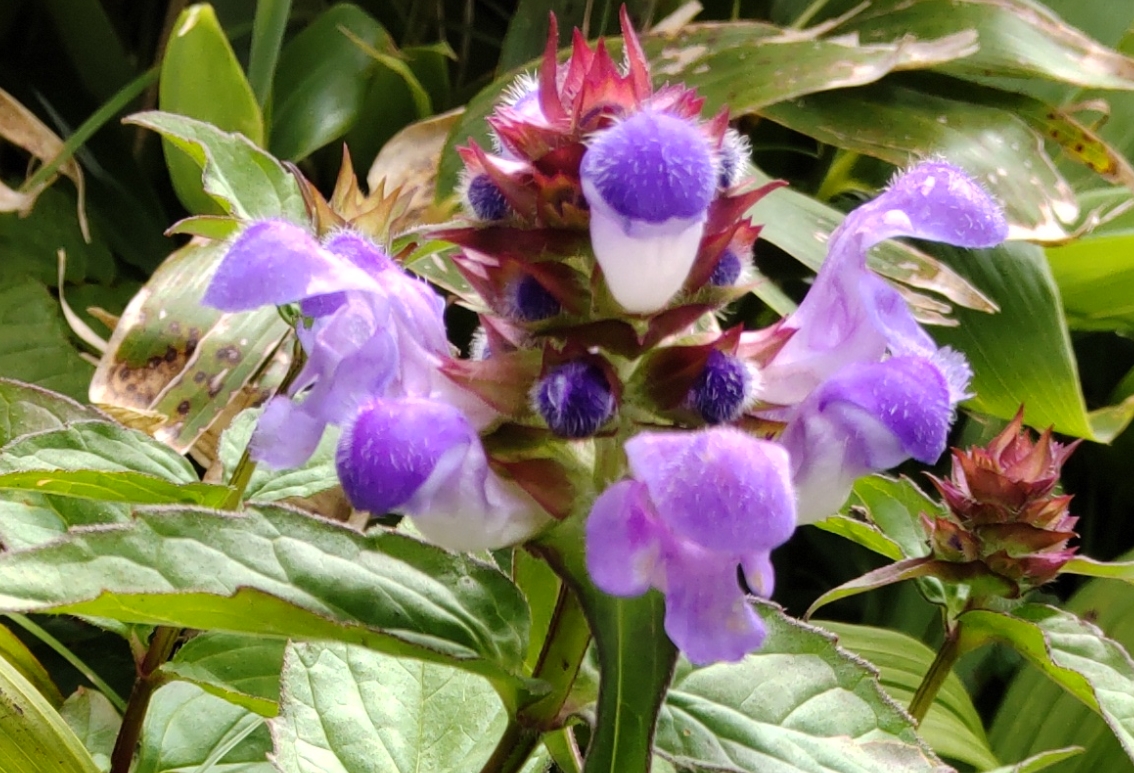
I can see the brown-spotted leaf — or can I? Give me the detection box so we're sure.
[89,239,290,456]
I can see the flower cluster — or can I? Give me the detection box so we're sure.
[923,410,1080,594]
[202,11,1007,664]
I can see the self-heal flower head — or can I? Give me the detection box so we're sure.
[760,161,1008,406]
[203,220,452,468]
[338,397,551,550]
[687,349,760,425]
[580,110,716,313]
[586,429,796,664]
[781,356,956,524]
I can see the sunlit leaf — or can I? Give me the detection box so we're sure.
[162,632,285,717]
[655,605,947,773]
[271,641,506,772]
[59,688,120,773]
[0,504,533,693]
[816,621,998,769]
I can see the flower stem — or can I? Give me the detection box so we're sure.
[480,583,592,773]
[108,626,180,773]
[908,623,964,724]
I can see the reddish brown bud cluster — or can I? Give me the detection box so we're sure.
[923,410,1080,594]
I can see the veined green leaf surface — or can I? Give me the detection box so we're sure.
[162,632,285,717]
[0,469,230,508]
[0,276,94,402]
[158,4,264,215]
[270,641,506,772]
[964,603,1134,765]
[655,605,947,773]
[0,379,107,447]
[59,688,120,773]
[135,682,271,773]
[1046,234,1134,335]
[0,505,532,691]
[831,0,1134,90]
[0,645,101,773]
[817,621,998,769]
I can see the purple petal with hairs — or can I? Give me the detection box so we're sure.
[585,481,663,596]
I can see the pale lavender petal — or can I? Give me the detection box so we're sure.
[249,396,327,469]
[782,356,952,524]
[585,481,664,596]
[336,398,474,515]
[662,541,766,665]
[626,428,796,553]
[741,552,776,598]
[323,231,395,276]
[204,220,378,311]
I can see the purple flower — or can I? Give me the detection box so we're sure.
[533,361,615,438]
[759,161,1007,406]
[585,429,796,664]
[464,173,511,221]
[580,110,715,313]
[339,397,551,550]
[204,220,460,469]
[506,274,561,322]
[687,350,760,425]
[781,356,957,524]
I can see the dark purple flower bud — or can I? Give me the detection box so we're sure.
[688,350,759,424]
[708,248,744,286]
[508,274,561,322]
[465,173,510,221]
[533,361,615,438]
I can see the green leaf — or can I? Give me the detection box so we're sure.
[0,492,127,551]
[0,644,101,773]
[89,239,291,455]
[512,548,560,671]
[0,470,228,507]
[135,681,272,773]
[986,748,1085,773]
[0,504,532,693]
[0,275,94,402]
[930,242,1134,441]
[962,603,1134,764]
[158,3,264,215]
[830,475,938,560]
[816,621,998,769]
[0,621,63,706]
[0,422,198,483]
[218,409,339,503]
[831,0,1134,90]
[129,111,304,222]
[655,604,945,772]
[162,632,285,717]
[270,4,396,162]
[1063,557,1134,583]
[991,552,1134,773]
[533,514,674,773]
[247,0,292,107]
[1046,234,1134,335]
[59,688,121,773]
[270,641,507,772]
[0,380,106,447]
[759,81,1078,242]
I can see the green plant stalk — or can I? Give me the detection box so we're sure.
[908,622,964,723]
[5,613,127,712]
[248,0,293,108]
[21,67,158,195]
[480,584,592,773]
[108,626,179,773]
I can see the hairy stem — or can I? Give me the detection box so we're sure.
[481,584,592,773]
[109,626,180,773]
[908,623,963,724]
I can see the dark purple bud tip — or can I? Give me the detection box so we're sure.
[689,350,756,424]
[581,110,715,223]
[709,248,744,287]
[465,174,510,221]
[534,361,616,438]
[509,274,561,322]
[336,398,472,514]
